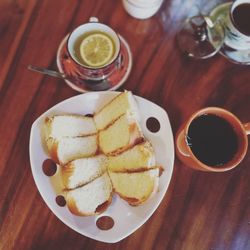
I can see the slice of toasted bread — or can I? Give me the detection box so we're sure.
[107,141,155,172]
[65,172,112,216]
[98,112,144,155]
[44,115,97,139]
[109,168,159,206]
[94,91,139,131]
[61,155,108,189]
[46,135,98,165]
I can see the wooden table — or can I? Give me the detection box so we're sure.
[1,0,250,249]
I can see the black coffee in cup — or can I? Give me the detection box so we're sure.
[187,114,239,167]
[232,3,250,36]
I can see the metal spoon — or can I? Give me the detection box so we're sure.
[27,65,112,91]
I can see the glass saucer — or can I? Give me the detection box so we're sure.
[56,34,132,92]
[210,2,250,65]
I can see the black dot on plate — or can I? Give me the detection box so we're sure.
[42,159,57,176]
[96,216,114,230]
[56,195,66,207]
[146,117,161,133]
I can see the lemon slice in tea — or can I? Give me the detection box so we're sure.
[80,33,114,67]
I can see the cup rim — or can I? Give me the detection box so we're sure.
[229,0,250,38]
[66,22,121,70]
[183,107,248,172]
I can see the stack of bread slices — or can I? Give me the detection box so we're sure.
[44,91,161,216]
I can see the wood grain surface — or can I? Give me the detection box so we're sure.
[1,0,250,249]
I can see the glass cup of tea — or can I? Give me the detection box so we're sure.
[67,17,121,82]
[176,107,250,172]
[224,0,250,50]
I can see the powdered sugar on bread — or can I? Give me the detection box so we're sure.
[46,135,98,165]
[62,155,108,189]
[45,115,97,139]
[66,172,112,215]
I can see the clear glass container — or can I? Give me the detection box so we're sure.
[177,15,225,59]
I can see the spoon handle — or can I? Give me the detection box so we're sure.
[27,65,112,91]
[28,65,67,80]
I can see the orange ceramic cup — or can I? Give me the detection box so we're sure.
[176,107,250,172]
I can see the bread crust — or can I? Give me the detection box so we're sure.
[98,116,144,156]
[94,91,139,131]
[94,92,124,118]
[46,135,98,166]
[61,160,106,190]
[114,192,145,206]
[66,193,112,216]
[107,141,155,172]
[61,163,75,189]
[108,167,161,206]
[46,137,60,164]
[95,195,112,214]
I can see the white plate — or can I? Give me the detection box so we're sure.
[29,91,174,243]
